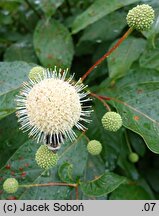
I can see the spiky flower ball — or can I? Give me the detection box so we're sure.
[126,4,155,31]
[87,140,102,155]
[28,66,44,80]
[16,67,92,149]
[35,145,59,169]
[129,152,139,163]
[3,178,19,194]
[102,111,122,132]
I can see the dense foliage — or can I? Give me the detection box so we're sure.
[0,0,159,200]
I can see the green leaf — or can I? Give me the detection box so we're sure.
[0,114,28,168]
[78,11,126,43]
[72,0,138,34]
[139,47,159,71]
[0,133,88,199]
[4,36,38,63]
[80,171,126,197]
[58,162,74,183]
[0,139,42,200]
[0,61,35,119]
[33,19,74,69]
[84,154,105,181]
[115,83,159,153]
[143,168,159,193]
[128,130,146,157]
[87,100,139,180]
[108,37,146,79]
[20,134,88,199]
[58,132,88,180]
[0,61,34,95]
[0,89,19,119]
[98,69,159,153]
[110,184,152,200]
[82,154,107,199]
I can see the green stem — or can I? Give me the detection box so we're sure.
[125,131,132,153]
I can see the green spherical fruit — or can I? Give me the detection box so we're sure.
[35,145,59,169]
[3,178,19,194]
[126,4,154,31]
[28,66,44,80]
[129,152,139,163]
[102,112,122,132]
[87,140,102,155]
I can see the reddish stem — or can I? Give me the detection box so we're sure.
[20,182,77,188]
[90,92,111,111]
[81,28,133,81]
[75,185,79,200]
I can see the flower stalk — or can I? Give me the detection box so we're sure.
[81,27,133,82]
[19,182,79,200]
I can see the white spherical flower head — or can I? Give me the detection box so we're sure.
[26,79,81,134]
[16,67,92,148]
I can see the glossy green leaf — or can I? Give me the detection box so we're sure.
[0,133,88,199]
[108,37,146,79]
[0,61,35,119]
[78,11,126,43]
[0,114,28,168]
[80,172,126,197]
[139,47,159,71]
[0,61,34,95]
[72,0,138,34]
[114,83,159,153]
[4,37,38,63]
[143,168,159,193]
[87,100,139,180]
[33,19,74,69]
[98,69,159,153]
[128,130,146,157]
[110,184,152,200]
[58,162,74,183]
[82,154,107,199]
[0,89,19,119]
[84,154,105,181]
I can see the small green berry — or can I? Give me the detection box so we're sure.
[129,152,139,163]
[28,66,44,80]
[102,111,122,132]
[87,140,102,155]
[3,178,19,194]
[35,145,59,169]
[126,4,155,31]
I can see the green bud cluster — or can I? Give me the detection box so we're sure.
[28,66,44,80]
[35,145,59,169]
[87,140,102,155]
[102,112,122,132]
[126,4,155,31]
[3,178,19,194]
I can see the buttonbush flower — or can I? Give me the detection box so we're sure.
[35,145,59,169]
[3,178,19,194]
[16,67,92,149]
[28,66,44,80]
[87,140,102,155]
[102,111,122,132]
[126,4,155,31]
